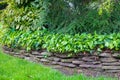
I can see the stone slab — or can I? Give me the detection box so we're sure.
[82,57,95,62]
[31,51,40,55]
[19,50,26,54]
[53,58,61,62]
[61,59,73,63]
[72,61,83,65]
[51,61,58,65]
[79,64,101,68]
[40,59,49,62]
[112,53,120,59]
[99,53,112,58]
[36,56,44,58]
[100,58,117,62]
[105,70,120,73]
[85,61,101,65]
[102,62,120,66]
[41,51,52,57]
[102,66,120,70]
[58,62,76,68]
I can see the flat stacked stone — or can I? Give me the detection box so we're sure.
[72,60,83,65]
[41,51,52,57]
[102,62,120,66]
[99,52,112,58]
[61,59,73,63]
[102,66,120,70]
[79,64,102,69]
[3,46,120,73]
[100,58,118,62]
[100,53,120,72]
[53,58,61,62]
[19,50,26,54]
[112,53,120,59]
[51,61,58,65]
[58,62,76,68]
[105,70,120,73]
[40,59,49,63]
[36,55,44,59]
[31,51,40,55]
[82,57,95,62]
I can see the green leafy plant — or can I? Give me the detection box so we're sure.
[0,0,48,31]
[1,0,120,56]
[1,30,120,55]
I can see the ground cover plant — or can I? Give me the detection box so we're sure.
[0,50,117,80]
[1,30,120,55]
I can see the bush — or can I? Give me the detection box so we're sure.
[1,0,120,34]
[0,0,48,31]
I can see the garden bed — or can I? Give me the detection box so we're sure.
[3,46,120,78]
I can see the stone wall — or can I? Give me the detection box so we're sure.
[3,47,120,73]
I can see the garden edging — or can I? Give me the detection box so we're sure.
[3,46,120,74]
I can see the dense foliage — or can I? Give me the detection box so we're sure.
[0,1,7,10]
[1,29,120,54]
[0,0,48,30]
[1,0,120,55]
[1,0,120,34]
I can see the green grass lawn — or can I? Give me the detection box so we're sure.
[0,51,118,80]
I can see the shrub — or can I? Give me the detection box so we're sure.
[0,0,48,31]
[1,0,120,34]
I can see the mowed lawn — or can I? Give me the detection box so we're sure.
[0,51,118,80]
